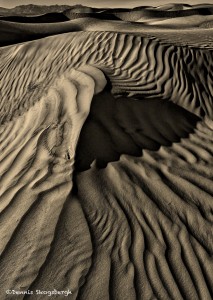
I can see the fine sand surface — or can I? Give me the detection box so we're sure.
[0,3,213,300]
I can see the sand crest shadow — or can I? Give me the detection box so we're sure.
[75,85,201,172]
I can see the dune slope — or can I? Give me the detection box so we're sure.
[0,65,106,297]
[0,6,213,300]
[0,32,212,121]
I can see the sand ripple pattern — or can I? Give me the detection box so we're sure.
[72,118,213,300]
[0,66,106,298]
[0,30,212,299]
[3,118,211,300]
[0,31,212,123]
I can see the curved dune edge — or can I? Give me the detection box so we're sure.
[0,24,212,300]
[0,31,212,123]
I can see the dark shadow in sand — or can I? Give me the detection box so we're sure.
[75,84,201,172]
[0,20,81,47]
[0,13,70,23]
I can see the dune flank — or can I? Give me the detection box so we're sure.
[0,3,213,300]
[0,31,212,121]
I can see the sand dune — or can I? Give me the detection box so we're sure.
[0,3,213,47]
[1,17,213,48]
[0,3,213,300]
[0,4,71,16]
[0,32,212,121]
[155,4,192,10]
[72,118,213,300]
[64,11,120,21]
[144,15,213,28]
[0,65,106,296]
[109,5,213,22]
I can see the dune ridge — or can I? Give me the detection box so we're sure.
[1,17,213,48]
[0,31,212,124]
[0,4,212,300]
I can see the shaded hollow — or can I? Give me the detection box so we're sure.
[75,84,201,172]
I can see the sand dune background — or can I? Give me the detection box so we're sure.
[0,3,213,46]
[0,2,213,300]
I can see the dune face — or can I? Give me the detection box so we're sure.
[0,3,213,300]
[1,3,213,46]
[0,32,212,120]
[0,65,106,297]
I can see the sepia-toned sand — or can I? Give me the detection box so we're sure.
[0,3,213,300]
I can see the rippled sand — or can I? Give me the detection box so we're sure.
[0,3,213,300]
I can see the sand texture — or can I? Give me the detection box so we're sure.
[0,3,213,300]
